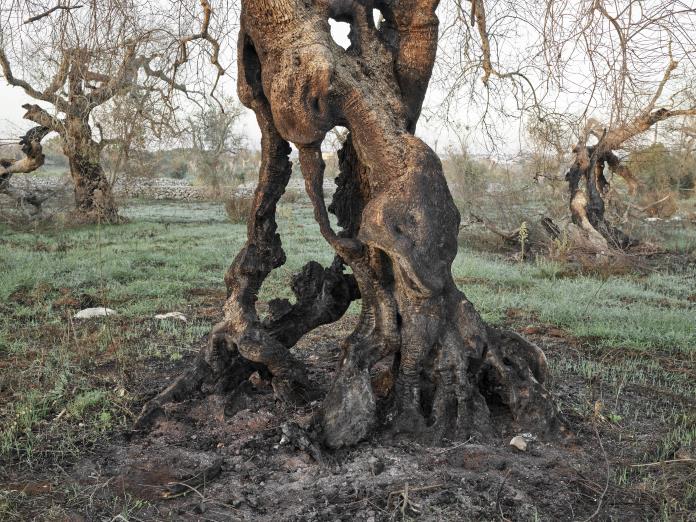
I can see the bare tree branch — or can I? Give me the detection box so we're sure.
[23,4,83,25]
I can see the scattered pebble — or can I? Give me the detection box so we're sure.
[74,307,117,319]
[154,311,187,322]
[509,436,528,451]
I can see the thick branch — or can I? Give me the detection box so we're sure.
[21,104,65,135]
[0,126,50,177]
[87,44,140,106]
[142,59,189,93]
[174,0,225,97]
[467,0,540,109]
[604,107,696,150]
[0,48,68,111]
[644,48,678,116]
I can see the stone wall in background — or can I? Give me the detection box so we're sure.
[7,175,335,202]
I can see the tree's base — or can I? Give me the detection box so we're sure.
[135,319,562,449]
[318,326,560,449]
[66,208,125,226]
[134,326,269,432]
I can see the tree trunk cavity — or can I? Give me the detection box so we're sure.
[136,0,560,448]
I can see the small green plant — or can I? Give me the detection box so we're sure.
[67,390,107,419]
[551,229,571,259]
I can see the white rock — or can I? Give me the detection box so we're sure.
[74,307,117,319]
[509,435,528,452]
[154,311,188,322]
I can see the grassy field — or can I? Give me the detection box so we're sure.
[1,199,695,520]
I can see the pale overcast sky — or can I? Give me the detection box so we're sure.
[0,18,515,158]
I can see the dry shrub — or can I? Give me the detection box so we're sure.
[642,191,677,218]
[225,194,254,224]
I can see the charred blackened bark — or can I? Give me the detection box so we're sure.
[0,126,50,178]
[567,145,637,250]
[137,0,560,447]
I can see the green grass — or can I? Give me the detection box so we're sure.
[1,199,695,518]
[2,201,694,353]
[453,251,696,356]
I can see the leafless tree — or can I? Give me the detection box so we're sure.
[188,97,244,194]
[0,0,234,223]
[437,1,696,248]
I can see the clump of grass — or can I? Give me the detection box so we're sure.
[225,194,253,224]
[281,189,303,204]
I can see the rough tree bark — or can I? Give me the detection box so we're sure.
[137,0,559,448]
[566,143,639,250]
[62,115,120,224]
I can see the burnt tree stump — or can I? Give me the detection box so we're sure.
[136,0,560,448]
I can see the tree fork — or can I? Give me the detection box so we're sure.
[137,0,560,447]
[567,142,638,250]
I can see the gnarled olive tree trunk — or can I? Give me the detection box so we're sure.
[63,118,120,224]
[137,0,559,448]
[566,143,639,250]
[19,104,121,224]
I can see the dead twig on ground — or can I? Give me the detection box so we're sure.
[387,483,445,520]
[630,459,695,468]
[582,422,610,521]
[470,213,521,243]
[496,469,511,521]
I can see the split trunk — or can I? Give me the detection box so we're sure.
[137,0,559,448]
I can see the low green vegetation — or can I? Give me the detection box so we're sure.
[1,199,695,518]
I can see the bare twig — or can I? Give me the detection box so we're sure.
[630,459,695,468]
[496,469,511,521]
[24,4,83,24]
[582,422,610,522]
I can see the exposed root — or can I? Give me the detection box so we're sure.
[318,291,559,449]
[133,329,264,431]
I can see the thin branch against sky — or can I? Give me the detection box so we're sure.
[1,0,694,158]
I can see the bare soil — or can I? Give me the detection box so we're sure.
[3,311,693,521]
